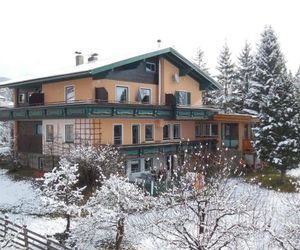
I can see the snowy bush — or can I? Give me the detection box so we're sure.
[41,158,85,232]
[69,175,149,250]
[62,144,125,190]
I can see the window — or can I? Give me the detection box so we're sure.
[137,88,151,104]
[145,124,154,141]
[173,124,181,139]
[19,93,26,103]
[195,124,218,137]
[46,125,54,142]
[65,86,75,103]
[36,124,42,135]
[130,160,141,173]
[132,124,140,144]
[175,91,191,106]
[114,125,123,145]
[145,158,153,171]
[195,124,202,137]
[116,86,128,103]
[65,124,74,143]
[212,124,218,136]
[244,124,249,139]
[163,124,171,140]
[145,62,156,73]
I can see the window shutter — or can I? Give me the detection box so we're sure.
[175,91,180,105]
[187,92,191,105]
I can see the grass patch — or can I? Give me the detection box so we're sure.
[244,166,298,193]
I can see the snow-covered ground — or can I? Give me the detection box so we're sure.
[0,167,299,249]
[0,169,65,236]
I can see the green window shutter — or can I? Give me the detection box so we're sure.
[187,92,191,105]
[175,91,180,105]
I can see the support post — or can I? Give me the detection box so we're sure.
[23,225,28,248]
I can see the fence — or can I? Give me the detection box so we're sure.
[0,216,71,250]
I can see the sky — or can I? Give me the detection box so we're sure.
[0,0,300,80]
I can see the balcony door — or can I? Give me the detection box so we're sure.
[132,124,140,144]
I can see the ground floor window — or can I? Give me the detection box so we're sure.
[130,160,141,173]
[46,124,54,142]
[145,124,154,141]
[163,124,171,140]
[114,124,123,145]
[173,124,181,139]
[65,124,74,143]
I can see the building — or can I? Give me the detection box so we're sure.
[0,48,257,180]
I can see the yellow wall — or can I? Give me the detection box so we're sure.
[42,78,94,103]
[160,58,203,106]
[98,119,196,145]
[93,79,158,104]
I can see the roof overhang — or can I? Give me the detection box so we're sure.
[0,48,221,90]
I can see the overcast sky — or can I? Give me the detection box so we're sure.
[0,0,299,79]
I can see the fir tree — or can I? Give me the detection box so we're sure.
[247,26,286,114]
[193,47,209,73]
[237,41,255,112]
[254,75,300,180]
[216,43,237,113]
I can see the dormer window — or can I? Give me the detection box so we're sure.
[145,62,156,73]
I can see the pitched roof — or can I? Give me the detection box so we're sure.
[0,47,221,90]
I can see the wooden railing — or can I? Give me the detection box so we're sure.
[0,216,71,250]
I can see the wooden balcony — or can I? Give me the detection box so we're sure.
[0,100,217,121]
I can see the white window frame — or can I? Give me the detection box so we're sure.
[144,124,154,142]
[64,124,75,143]
[45,124,54,142]
[173,124,181,140]
[138,88,152,104]
[113,124,123,145]
[163,124,171,140]
[131,123,141,144]
[65,85,75,103]
[145,62,156,73]
[115,85,129,103]
[130,159,141,173]
[177,90,191,106]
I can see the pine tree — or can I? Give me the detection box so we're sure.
[255,75,300,180]
[294,66,300,88]
[237,41,255,112]
[216,43,237,113]
[247,26,286,114]
[193,47,209,73]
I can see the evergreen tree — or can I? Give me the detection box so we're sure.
[294,66,300,88]
[237,41,255,112]
[193,47,209,73]
[247,26,286,114]
[255,75,300,180]
[216,43,237,113]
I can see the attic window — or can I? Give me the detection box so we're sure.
[145,62,156,73]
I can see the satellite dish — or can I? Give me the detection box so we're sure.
[173,73,180,83]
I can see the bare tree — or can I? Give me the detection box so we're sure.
[137,147,265,250]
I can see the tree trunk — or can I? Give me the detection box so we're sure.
[115,217,125,250]
[66,214,70,232]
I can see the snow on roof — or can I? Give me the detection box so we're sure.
[0,47,170,86]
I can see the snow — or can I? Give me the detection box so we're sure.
[0,47,171,87]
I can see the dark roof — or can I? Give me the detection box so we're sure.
[0,47,221,90]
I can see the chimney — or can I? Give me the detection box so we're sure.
[75,51,84,66]
[88,53,98,63]
[157,39,161,48]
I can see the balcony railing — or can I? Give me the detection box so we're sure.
[0,99,217,121]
